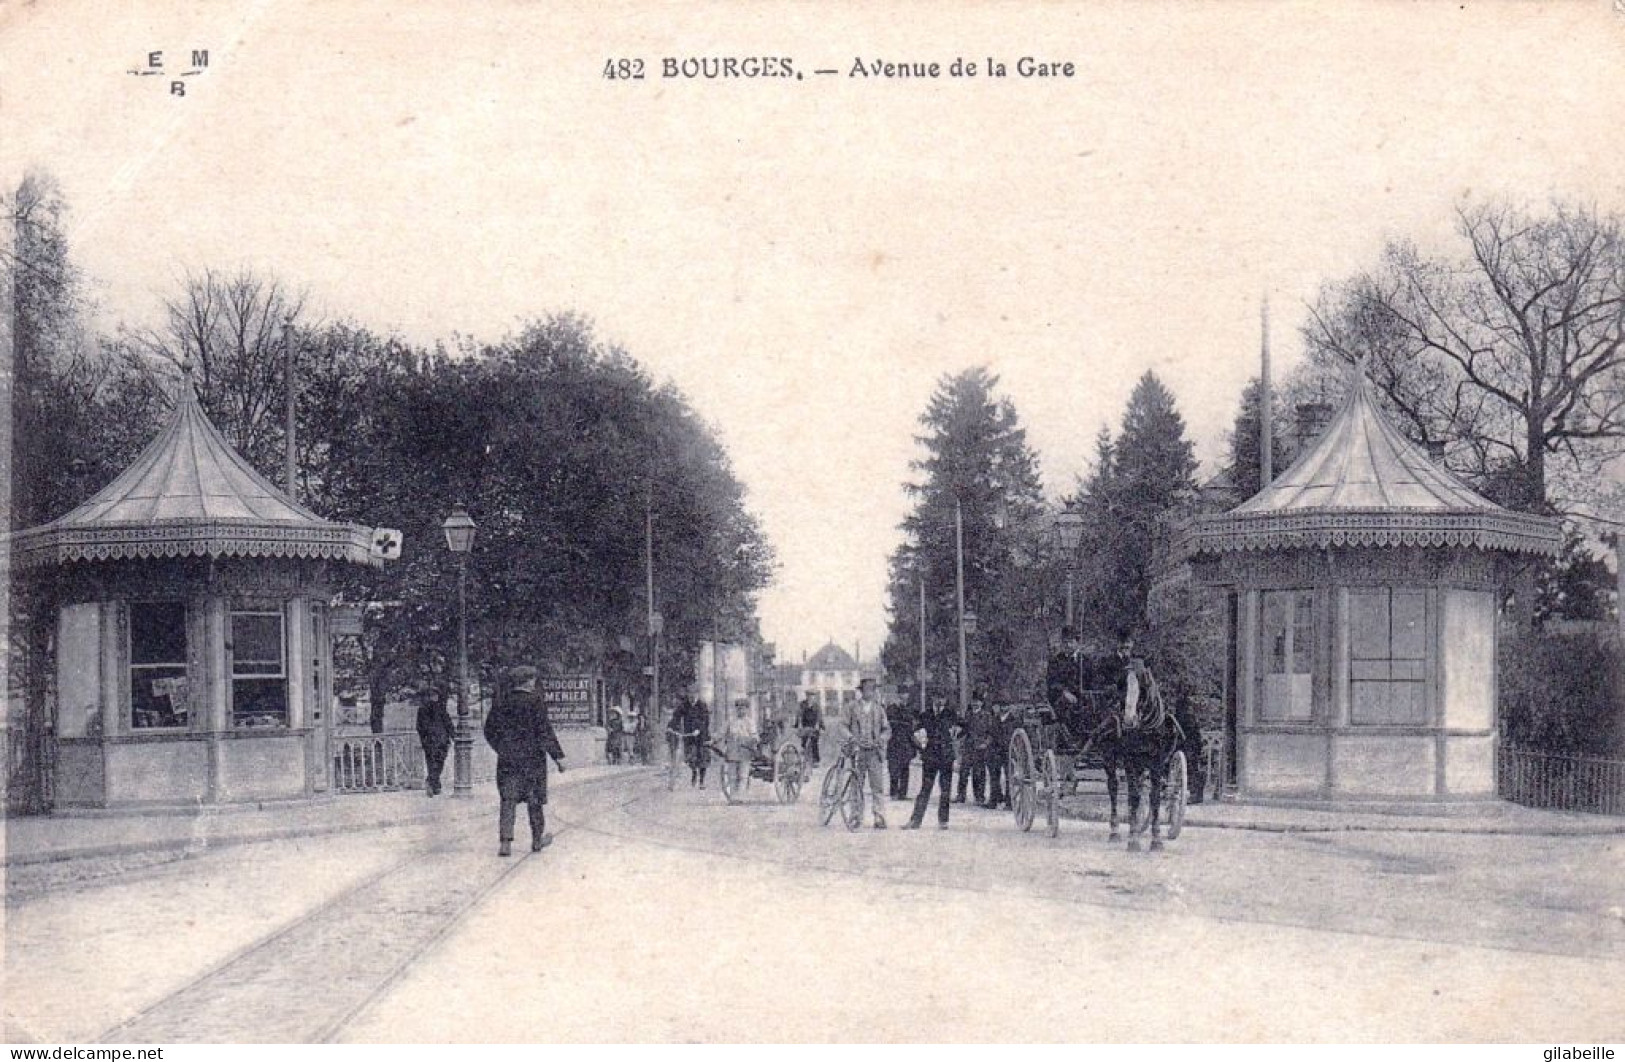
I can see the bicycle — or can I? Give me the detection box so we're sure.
[665,730,693,791]
[818,742,867,831]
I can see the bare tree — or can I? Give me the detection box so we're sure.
[119,267,310,471]
[1303,201,1625,514]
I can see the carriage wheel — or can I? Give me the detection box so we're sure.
[818,762,843,826]
[774,741,805,804]
[719,757,740,805]
[1165,749,1188,840]
[1009,729,1036,832]
[1043,749,1061,838]
[839,770,865,831]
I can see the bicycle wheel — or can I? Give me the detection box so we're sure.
[819,761,843,825]
[840,769,864,831]
[774,741,805,804]
[1009,728,1036,832]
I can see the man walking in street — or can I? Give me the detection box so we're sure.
[483,665,567,857]
[902,695,956,830]
[415,680,453,797]
[838,677,891,829]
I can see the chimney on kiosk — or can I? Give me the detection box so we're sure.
[1295,402,1334,451]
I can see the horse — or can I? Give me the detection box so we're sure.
[1112,660,1183,852]
[1054,688,1130,842]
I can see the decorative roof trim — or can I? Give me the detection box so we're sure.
[1172,508,1562,561]
[7,521,382,569]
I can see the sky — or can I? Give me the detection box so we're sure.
[5,1,1624,662]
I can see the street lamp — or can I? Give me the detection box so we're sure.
[1053,510,1085,628]
[442,504,477,797]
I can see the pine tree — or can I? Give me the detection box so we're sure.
[1222,376,1296,503]
[881,368,1047,704]
[1075,371,1198,640]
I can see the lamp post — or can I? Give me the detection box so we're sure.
[442,504,477,797]
[1053,510,1085,628]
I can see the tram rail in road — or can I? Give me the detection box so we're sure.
[94,771,640,1044]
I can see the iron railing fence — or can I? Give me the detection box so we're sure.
[1498,745,1625,816]
[331,729,497,794]
[332,732,425,793]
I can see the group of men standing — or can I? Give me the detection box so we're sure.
[823,625,1208,832]
[418,625,1204,859]
[795,677,1026,833]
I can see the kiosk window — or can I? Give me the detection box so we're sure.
[232,610,288,728]
[1350,589,1427,725]
[130,602,189,729]
[1260,590,1314,721]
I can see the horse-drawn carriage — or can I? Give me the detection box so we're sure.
[1005,662,1189,850]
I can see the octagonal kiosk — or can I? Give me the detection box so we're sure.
[1171,372,1560,802]
[9,377,388,808]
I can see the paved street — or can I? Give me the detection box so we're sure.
[5,768,1624,1043]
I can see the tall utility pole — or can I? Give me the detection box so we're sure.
[282,317,297,499]
[1260,294,1273,490]
[646,490,659,729]
[918,576,927,714]
[955,495,968,716]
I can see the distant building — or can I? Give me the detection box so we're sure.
[784,642,882,716]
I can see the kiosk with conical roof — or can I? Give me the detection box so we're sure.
[9,374,391,808]
[1173,369,1560,801]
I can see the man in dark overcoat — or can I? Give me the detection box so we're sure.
[885,700,917,801]
[1046,626,1096,735]
[483,665,567,857]
[956,691,993,805]
[415,681,454,797]
[902,695,957,829]
[987,699,1017,810]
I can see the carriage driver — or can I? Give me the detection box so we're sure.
[1045,625,1098,730]
[1107,631,1138,698]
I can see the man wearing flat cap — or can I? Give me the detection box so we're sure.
[483,664,567,857]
